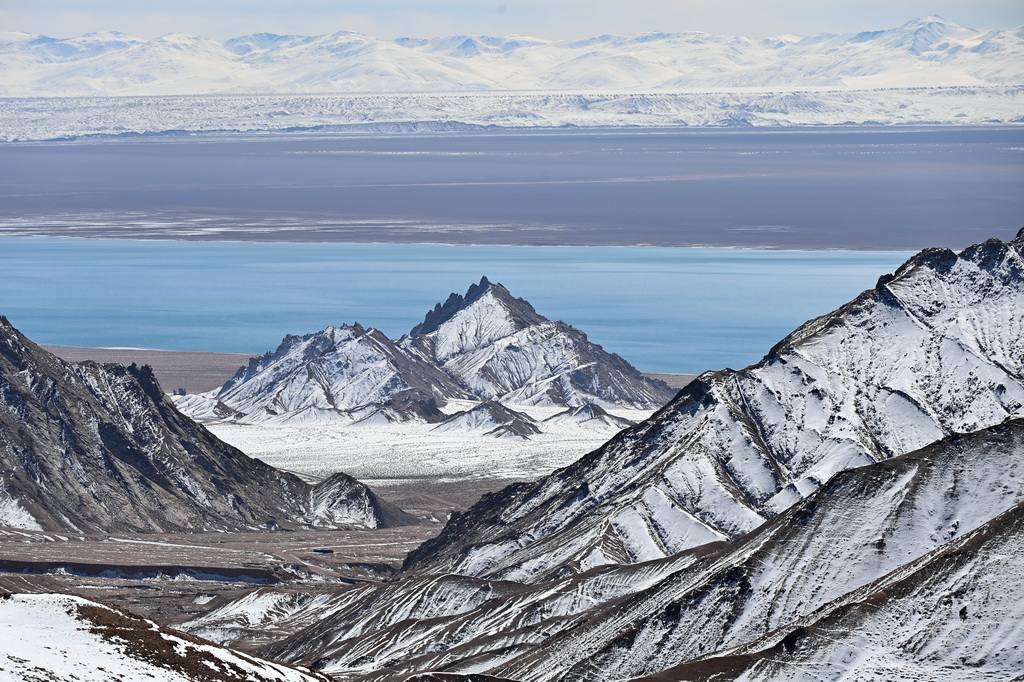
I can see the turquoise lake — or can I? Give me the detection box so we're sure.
[0,237,912,374]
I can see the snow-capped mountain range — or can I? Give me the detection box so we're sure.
[175,277,674,428]
[185,230,1024,681]
[1,17,1021,97]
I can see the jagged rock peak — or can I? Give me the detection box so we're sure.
[410,276,545,337]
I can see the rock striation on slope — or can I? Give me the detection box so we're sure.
[192,418,1024,681]
[403,231,1024,580]
[0,316,414,533]
[176,277,673,425]
[635,495,1024,681]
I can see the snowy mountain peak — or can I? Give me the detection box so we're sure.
[899,15,962,29]
[176,279,673,425]
[402,278,674,409]
[409,275,544,338]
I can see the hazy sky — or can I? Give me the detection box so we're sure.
[2,0,1022,41]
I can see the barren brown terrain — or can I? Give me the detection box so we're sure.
[0,525,439,626]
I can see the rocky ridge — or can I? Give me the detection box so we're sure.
[190,417,1024,680]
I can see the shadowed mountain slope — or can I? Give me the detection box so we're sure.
[192,418,1024,681]
[0,316,414,533]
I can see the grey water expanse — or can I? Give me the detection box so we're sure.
[0,126,1020,250]
[0,238,911,374]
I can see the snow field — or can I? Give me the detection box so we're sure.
[208,401,653,485]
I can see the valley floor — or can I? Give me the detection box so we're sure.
[0,525,439,633]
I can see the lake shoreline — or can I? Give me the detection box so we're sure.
[41,344,699,394]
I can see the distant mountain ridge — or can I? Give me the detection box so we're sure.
[176,277,674,426]
[2,17,1021,96]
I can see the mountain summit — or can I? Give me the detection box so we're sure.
[404,277,674,409]
[178,278,674,425]
[410,276,545,338]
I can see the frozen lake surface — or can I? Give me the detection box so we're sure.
[0,237,910,374]
[0,126,1020,250]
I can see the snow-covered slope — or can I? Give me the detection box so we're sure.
[0,316,414,532]
[0,592,328,682]
[2,17,1022,96]
[403,231,1024,580]
[491,419,1024,681]
[175,277,673,425]
[177,323,469,425]
[641,504,1024,682]
[190,417,1024,681]
[405,277,674,410]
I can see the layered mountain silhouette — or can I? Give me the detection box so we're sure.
[0,316,414,533]
[176,277,674,426]
[185,230,1024,682]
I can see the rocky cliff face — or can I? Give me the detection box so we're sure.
[402,233,1024,580]
[0,317,414,533]
[177,277,674,425]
